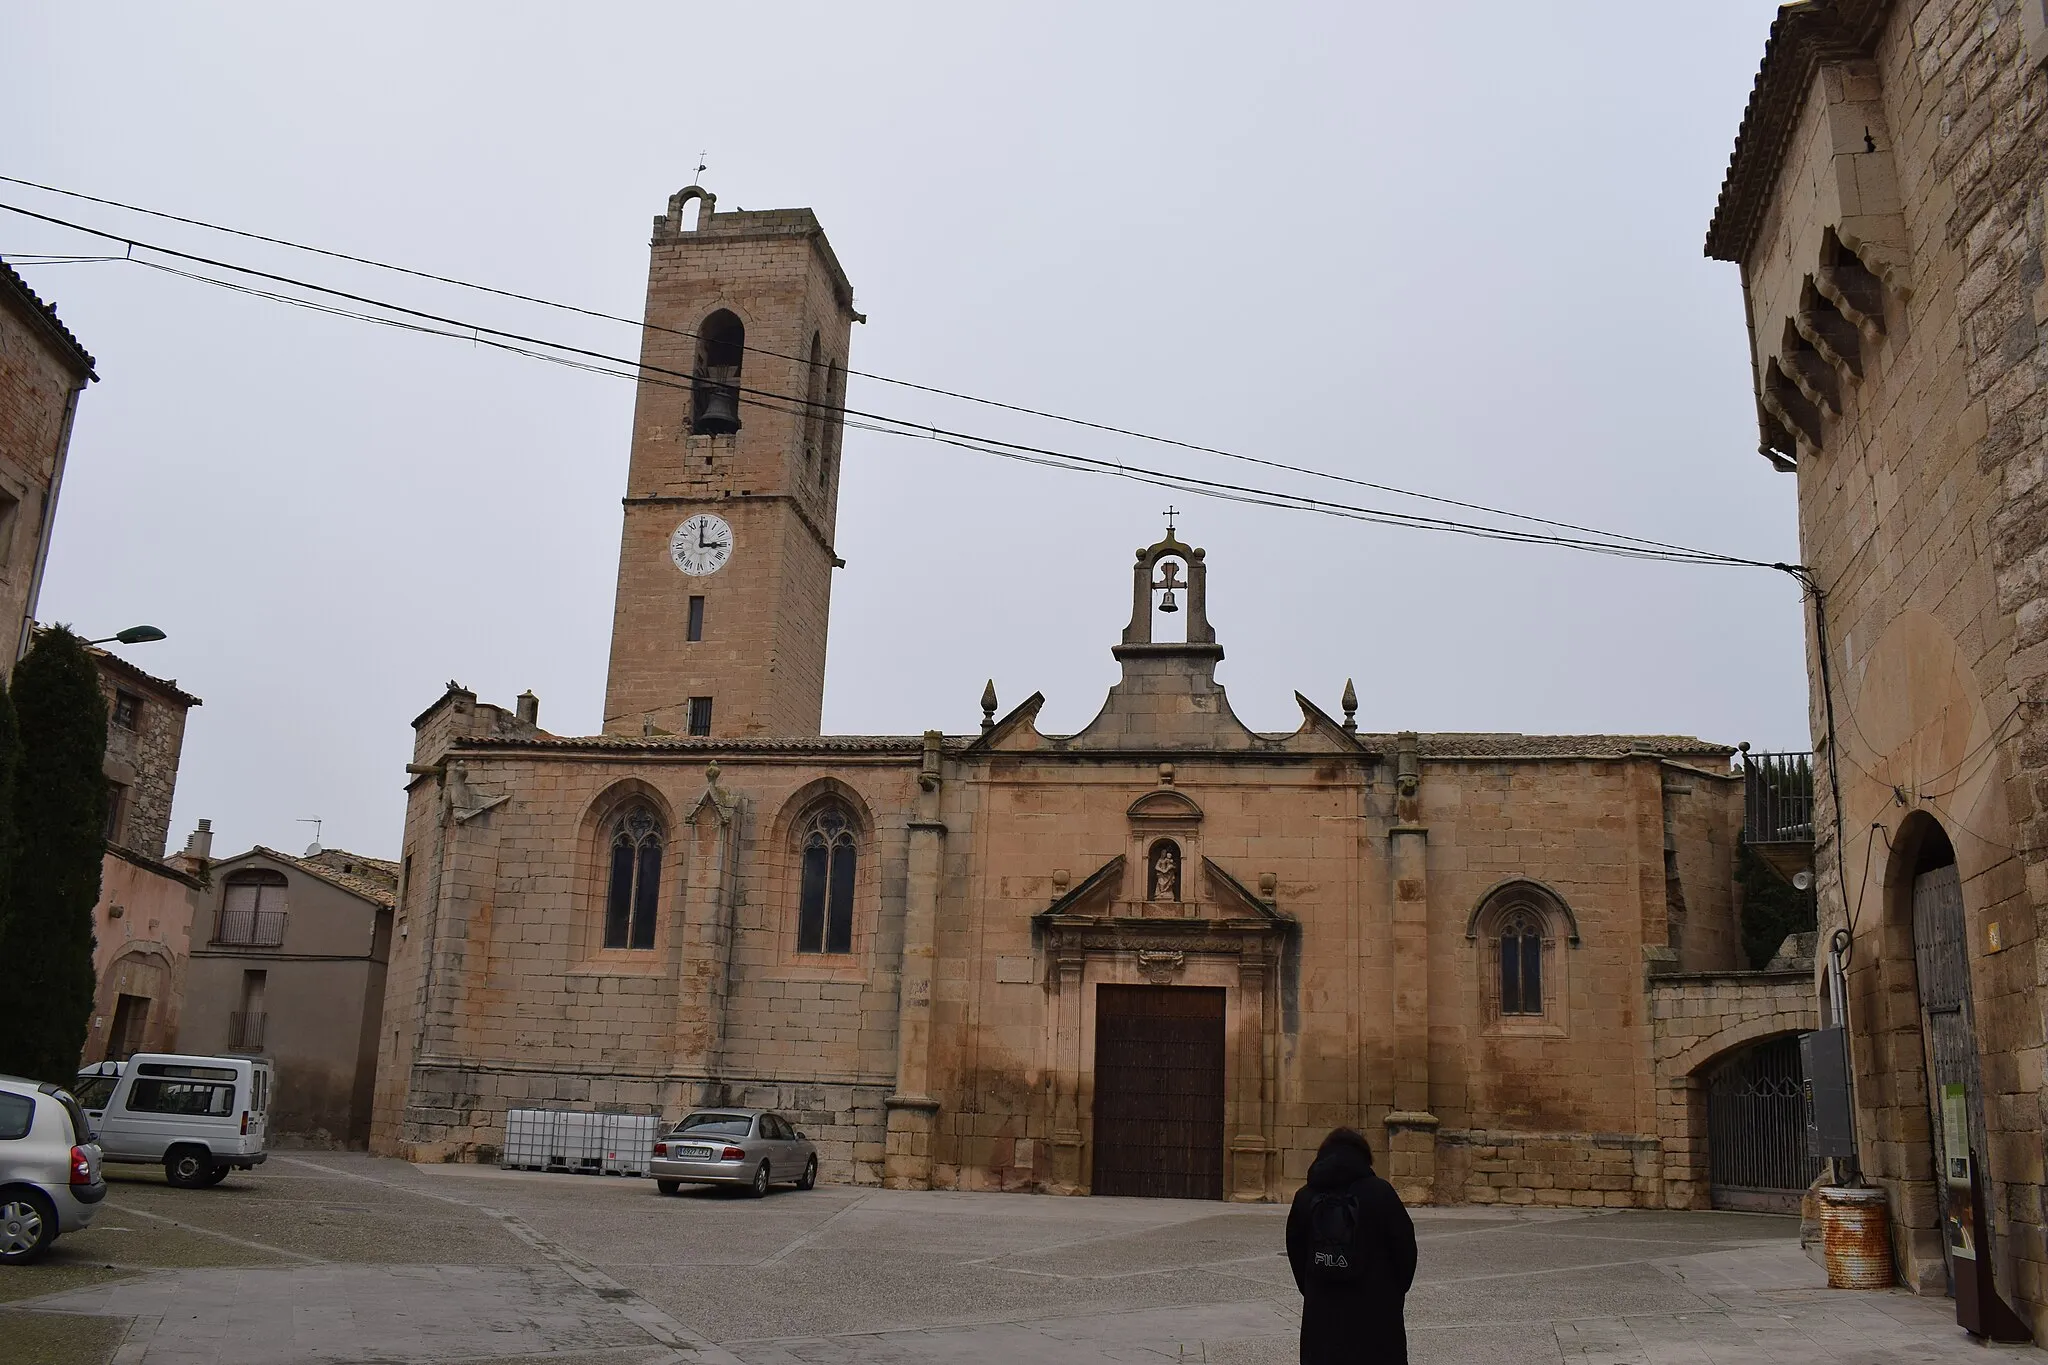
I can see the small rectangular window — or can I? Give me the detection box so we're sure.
[112,690,143,730]
[688,696,713,736]
[687,596,705,642]
[104,782,128,843]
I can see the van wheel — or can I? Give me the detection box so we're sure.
[203,1164,231,1187]
[0,1187,57,1264]
[165,1147,213,1188]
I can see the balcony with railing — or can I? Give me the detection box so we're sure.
[229,1011,266,1052]
[1740,746,1814,845]
[212,906,288,948]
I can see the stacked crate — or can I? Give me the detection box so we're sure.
[499,1108,658,1176]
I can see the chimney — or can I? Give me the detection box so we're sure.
[515,690,540,727]
[179,818,214,870]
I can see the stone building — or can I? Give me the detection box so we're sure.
[81,647,208,1065]
[184,846,395,1144]
[0,261,94,661]
[1707,0,2048,1332]
[374,186,1810,1207]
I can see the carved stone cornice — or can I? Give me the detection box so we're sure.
[1036,914,1285,963]
[1704,0,1894,264]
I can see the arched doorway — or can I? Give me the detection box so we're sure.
[1704,1033,1820,1211]
[1900,817,1988,1295]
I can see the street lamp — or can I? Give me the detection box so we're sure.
[86,626,167,646]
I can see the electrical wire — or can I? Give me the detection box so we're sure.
[0,176,1755,562]
[0,211,1797,569]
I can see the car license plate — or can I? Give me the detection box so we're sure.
[679,1144,714,1160]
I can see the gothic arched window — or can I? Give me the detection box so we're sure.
[796,804,857,954]
[1468,880,1575,1032]
[604,805,664,950]
[1498,906,1545,1016]
[691,309,745,435]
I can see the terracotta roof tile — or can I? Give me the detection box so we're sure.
[0,258,97,379]
[244,845,398,907]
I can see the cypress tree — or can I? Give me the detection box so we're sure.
[0,675,19,948]
[0,627,107,1083]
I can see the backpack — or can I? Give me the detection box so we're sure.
[1304,1185,1368,1284]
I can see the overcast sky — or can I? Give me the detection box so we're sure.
[6,1,1796,861]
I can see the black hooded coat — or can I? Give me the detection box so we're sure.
[1284,1144,1418,1364]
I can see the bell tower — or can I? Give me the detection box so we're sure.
[602,185,860,738]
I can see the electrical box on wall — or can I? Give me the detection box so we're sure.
[1801,1027,1856,1159]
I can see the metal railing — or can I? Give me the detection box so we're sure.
[213,907,288,947]
[1741,747,1814,843]
[229,1011,266,1052]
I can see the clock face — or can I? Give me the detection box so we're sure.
[670,514,733,577]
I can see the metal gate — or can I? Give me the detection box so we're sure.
[1913,860,1989,1292]
[1091,985,1225,1199]
[1707,1034,1822,1211]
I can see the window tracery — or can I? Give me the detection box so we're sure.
[796,803,857,954]
[604,804,664,950]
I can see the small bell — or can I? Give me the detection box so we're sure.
[1158,589,1179,614]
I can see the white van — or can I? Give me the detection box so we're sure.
[73,1055,271,1188]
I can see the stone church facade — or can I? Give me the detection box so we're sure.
[372,187,1793,1207]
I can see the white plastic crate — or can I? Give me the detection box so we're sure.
[500,1109,559,1171]
[502,1107,657,1176]
[600,1113,659,1176]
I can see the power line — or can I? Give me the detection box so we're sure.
[0,174,1747,561]
[2,200,1786,568]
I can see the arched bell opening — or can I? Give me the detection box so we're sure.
[692,309,746,435]
[1150,553,1190,644]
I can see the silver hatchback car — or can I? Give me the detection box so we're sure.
[650,1108,817,1197]
[0,1076,106,1265]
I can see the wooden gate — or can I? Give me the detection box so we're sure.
[1913,859,1988,1294]
[1091,985,1225,1199]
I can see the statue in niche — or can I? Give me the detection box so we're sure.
[1147,840,1181,902]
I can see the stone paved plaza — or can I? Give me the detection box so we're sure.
[0,1153,2033,1364]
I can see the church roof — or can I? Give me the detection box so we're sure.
[1356,732,1734,761]
[454,733,935,755]
[453,730,1733,762]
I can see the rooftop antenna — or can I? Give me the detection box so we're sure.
[297,818,323,857]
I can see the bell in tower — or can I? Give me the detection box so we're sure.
[601,182,862,739]
[691,308,745,435]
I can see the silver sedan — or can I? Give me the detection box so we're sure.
[650,1108,818,1197]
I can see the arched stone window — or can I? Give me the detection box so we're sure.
[796,803,857,954]
[604,805,664,950]
[1145,838,1182,902]
[692,309,745,435]
[1467,880,1577,1032]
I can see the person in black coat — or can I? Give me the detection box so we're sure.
[1285,1127,1418,1364]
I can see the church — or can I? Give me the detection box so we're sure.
[371,186,1800,1207]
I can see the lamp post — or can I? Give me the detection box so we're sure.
[85,626,167,646]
